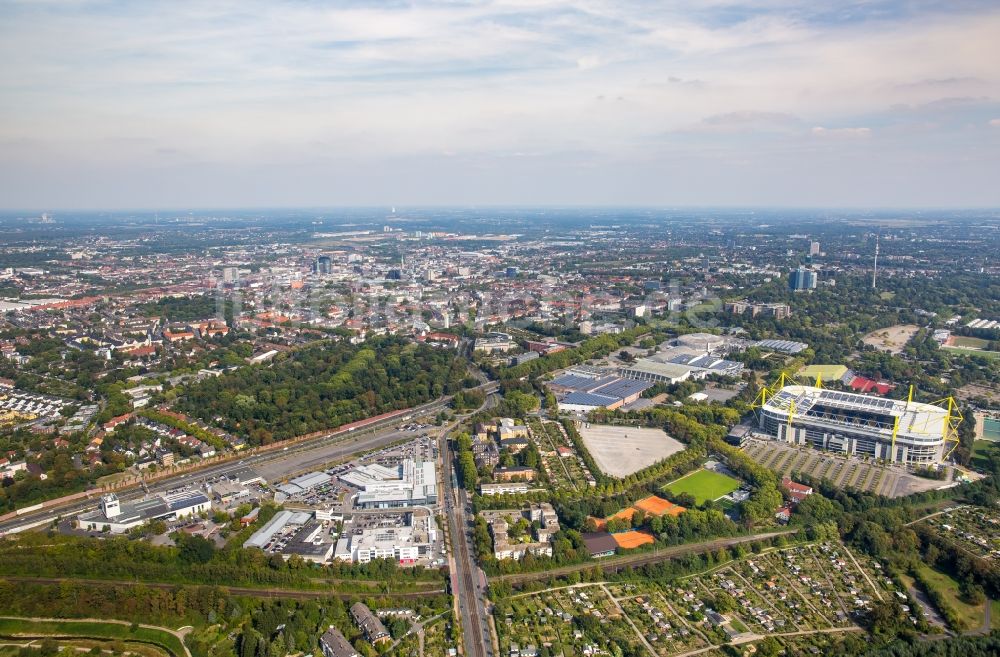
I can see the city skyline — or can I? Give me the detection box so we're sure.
[1,0,999,209]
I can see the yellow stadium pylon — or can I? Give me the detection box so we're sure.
[940,396,963,461]
[890,415,899,462]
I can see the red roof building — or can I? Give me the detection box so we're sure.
[781,477,813,504]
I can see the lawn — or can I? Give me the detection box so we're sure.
[971,440,998,471]
[0,618,186,657]
[943,346,1000,360]
[914,565,986,631]
[663,468,740,504]
[950,335,990,349]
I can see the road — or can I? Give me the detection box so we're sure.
[0,383,498,535]
[441,430,493,657]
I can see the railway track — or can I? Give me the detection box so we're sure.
[0,576,445,601]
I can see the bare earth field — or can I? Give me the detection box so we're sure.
[862,324,920,354]
[577,423,685,477]
[957,382,1000,405]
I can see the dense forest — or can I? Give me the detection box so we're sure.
[178,336,468,444]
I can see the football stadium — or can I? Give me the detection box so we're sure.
[759,385,959,464]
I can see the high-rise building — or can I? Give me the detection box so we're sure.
[222,267,239,284]
[809,241,820,256]
[314,255,332,275]
[789,267,817,291]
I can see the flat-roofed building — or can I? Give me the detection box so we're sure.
[77,491,211,534]
[341,459,437,509]
[479,482,530,496]
[617,359,691,384]
[334,510,437,565]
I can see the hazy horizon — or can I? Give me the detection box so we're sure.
[2,1,999,209]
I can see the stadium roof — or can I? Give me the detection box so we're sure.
[763,385,947,439]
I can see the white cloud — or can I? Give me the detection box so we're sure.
[0,0,998,206]
[811,126,872,137]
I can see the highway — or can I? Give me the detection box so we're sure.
[441,431,494,657]
[0,382,498,534]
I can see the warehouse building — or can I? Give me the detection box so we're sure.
[77,491,211,533]
[759,385,950,464]
[617,359,692,384]
[548,372,653,412]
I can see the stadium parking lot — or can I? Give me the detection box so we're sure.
[742,439,948,498]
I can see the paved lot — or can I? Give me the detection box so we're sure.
[577,423,685,477]
[743,439,948,498]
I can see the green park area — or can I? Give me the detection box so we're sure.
[663,468,740,504]
[943,346,1000,360]
[906,565,987,632]
[0,618,186,657]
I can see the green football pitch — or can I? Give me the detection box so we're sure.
[663,468,741,504]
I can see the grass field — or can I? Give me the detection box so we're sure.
[0,618,186,657]
[972,440,999,471]
[663,468,740,504]
[943,346,1000,360]
[949,335,990,349]
[914,565,986,631]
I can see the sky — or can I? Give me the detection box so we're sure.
[1,0,999,210]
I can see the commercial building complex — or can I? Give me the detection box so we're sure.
[759,385,951,464]
[334,509,438,564]
[548,371,653,412]
[340,459,437,509]
[77,491,211,533]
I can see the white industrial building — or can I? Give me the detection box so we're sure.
[77,491,211,533]
[759,385,951,464]
[243,509,337,563]
[334,511,437,565]
[340,460,437,509]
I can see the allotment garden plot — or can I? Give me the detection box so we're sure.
[919,505,1000,561]
[527,418,597,491]
[499,541,904,657]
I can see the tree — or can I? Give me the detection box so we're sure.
[177,534,215,564]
